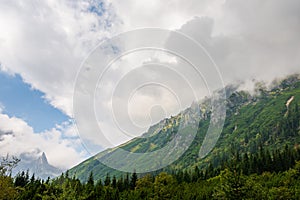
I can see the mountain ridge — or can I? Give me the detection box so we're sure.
[69,74,300,182]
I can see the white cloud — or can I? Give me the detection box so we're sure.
[0,111,86,169]
[111,0,300,84]
[208,0,300,84]
[109,0,223,30]
[0,0,300,159]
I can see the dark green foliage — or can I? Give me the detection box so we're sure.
[14,171,29,187]
[112,175,117,188]
[130,171,137,189]
[3,143,300,199]
[0,155,19,199]
[104,173,111,186]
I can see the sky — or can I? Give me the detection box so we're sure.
[0,0,300,170]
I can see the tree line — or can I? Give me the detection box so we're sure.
[1,143,300,199]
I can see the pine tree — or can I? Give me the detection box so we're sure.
[124,173,130,190]
[130,171,138,189]
[87,171,94,186]
[116,176,124,192]
[95,179,103,199]
[192,166,200,182]
[104,173,111,186]
[183,170,191,183]
[112,175,117,188]
[85,171,95,199]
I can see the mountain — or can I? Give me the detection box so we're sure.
[13,151,62,179]
[69,74,300,182]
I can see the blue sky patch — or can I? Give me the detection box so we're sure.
[88,1,105,16]
[0,71,69,132]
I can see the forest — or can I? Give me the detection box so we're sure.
[1,142,300,200]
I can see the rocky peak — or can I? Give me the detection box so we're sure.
[39,152,48,164]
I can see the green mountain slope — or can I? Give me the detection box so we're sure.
[69,75,300,182]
